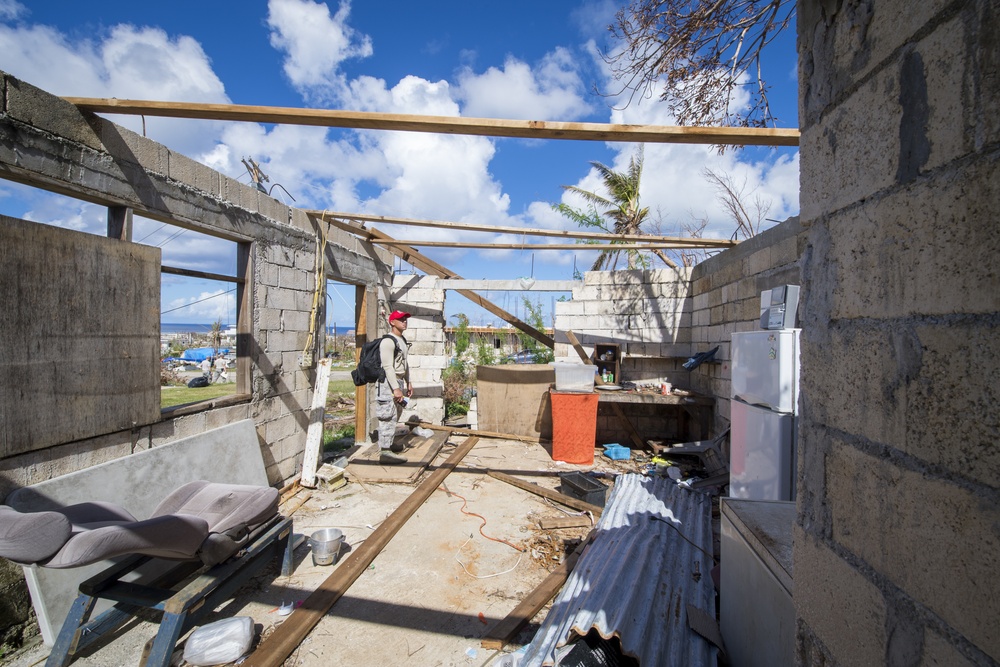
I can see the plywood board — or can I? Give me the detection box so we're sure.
[476,365,554,439]
[346,428,451,484]
[0,215,161,456]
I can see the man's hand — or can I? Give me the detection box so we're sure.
[393,388,404,402]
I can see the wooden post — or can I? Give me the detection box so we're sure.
[107,206,132,241]
[353,285,368,444]
[299,358,332,488]
[236,243,253,396]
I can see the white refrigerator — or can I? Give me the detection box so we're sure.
[730,329,800,501]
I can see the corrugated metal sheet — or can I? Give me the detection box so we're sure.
[520,474,717,666]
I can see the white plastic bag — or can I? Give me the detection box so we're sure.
[183,616,254,666]
[413,426,434,438]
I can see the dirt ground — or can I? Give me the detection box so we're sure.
[8,434,640,667]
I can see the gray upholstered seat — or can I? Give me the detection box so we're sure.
[0,481,279,569]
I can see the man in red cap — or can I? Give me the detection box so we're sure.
[376,310,413,464]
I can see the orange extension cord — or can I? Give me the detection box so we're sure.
[437,485,524,553]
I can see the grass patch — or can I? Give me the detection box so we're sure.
[328,377,357,397]
[161,382,236,409]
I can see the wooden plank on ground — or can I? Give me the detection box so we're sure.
[538,515,595,530]
[416,421,544,444]
[346,428,451,484]
[480,534,593,650]
[487,470,603,516]
[243,435,481,667]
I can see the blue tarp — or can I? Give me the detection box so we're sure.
[178,347,229,361]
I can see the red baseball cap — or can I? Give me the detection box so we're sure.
[389,310,411,322]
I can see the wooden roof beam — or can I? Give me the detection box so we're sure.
[302,209,738,247]
[64,98,799,147]
[312,214,555,348]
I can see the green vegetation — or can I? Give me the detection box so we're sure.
[514,296,555,364]
[161,382,237,409]
[442,314,473,418]
[323,370,358,453]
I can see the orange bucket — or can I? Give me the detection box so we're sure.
[549,390,599,464]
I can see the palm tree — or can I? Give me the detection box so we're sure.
[210,319,222,358]
[553,146,677,270]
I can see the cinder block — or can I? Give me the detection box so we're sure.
[257,307,281,330]
[6,77,103,151]
[903,320,1000,488]
[251,396,283,422]
[258,263,280,288]
[822,157,1000,320]
[850,0,955,87]
[799,70,901,219]
[793,525,888,667]
[266,330,307,354]
[278,265,311,291]
[920,628,977,667]
[204,403,251,431]
[263,244,296,268]
[800,321,907,446]
[826,442,1000,661]
[257,194,289,226]
[263,413,301,447]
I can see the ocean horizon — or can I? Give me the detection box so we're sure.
[161,322,356,335]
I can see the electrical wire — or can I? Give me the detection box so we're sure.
[437,486,524,553]
[454,536,524,579]
[648,515,719,564]
[161,287,235,315]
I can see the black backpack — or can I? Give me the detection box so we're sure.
[351,335,401,386]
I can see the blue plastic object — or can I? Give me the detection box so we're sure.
[602,444,631,460]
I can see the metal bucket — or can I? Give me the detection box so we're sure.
[310,528,344,566]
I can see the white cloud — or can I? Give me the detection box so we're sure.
[0,21,228,156]
[163,287,235,322]
[456,49,591,120]
[0,0,26,21]
[266,0,372,102]
[535,45,800,248]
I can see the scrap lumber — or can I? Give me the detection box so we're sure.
[538,516,594,530]
[416,421,544,444]
[242,436,481,667]
[481,534,593,650]
[487,471,603,516]
[300,358,333,488]
[280,491,313,518]
[565,330,648,452]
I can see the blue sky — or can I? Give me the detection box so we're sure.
[0,0,799,327]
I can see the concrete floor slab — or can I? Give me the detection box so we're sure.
[7,436,633,667]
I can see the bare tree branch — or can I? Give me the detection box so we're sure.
[703,167,772,240]
[602,0,795,129]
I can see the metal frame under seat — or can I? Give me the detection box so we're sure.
[46,515,294,667]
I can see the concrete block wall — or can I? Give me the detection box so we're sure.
[390,275,446,425]
[0,70,394,648]
[554,267,693,386]
[795,0,1000,665]
[687,218,806,429]
[553,220,805,442]
[253,236,321,483]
